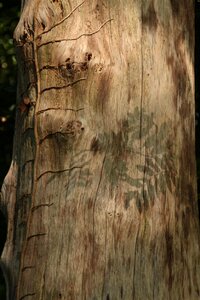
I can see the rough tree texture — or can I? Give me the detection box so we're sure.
[0,0,200,299]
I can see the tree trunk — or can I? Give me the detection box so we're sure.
[0,0,200,299]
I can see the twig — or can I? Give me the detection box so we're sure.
[27,233,46,241]
[37,166,82,180]
[19,293,36,299]
[39,65,58,72]
[39,19,113,47]
[31,203,54,212]
[36,107,84,115]
[37,0,86,38]
[40,78,86,94]
[22,266,36,272]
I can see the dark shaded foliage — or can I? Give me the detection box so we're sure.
[0,0,19,185]
[195,1,200,215]
[0,1,20,298]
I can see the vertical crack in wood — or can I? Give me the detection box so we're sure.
[140,0,145,212]
[39,265,46,300]
[132,225,140,298]
[39,198,52,300]
[140,1,144,154]
[101,209,108,298]
[132,1,143,297]
[92,153,107,276]
[17,5,42,298]
[81,203,86,298]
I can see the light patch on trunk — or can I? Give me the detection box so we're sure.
[14,0,55,41]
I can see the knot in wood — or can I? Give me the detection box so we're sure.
[60,120,84,136]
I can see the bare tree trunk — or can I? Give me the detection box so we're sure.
[0,0,199,299]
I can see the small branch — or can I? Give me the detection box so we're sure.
[37,166,82,180]
[37,0,86,37]
[40,78,86,94]
[39,61,86,72]
[36,107,84,115]
[22,159,34,171]
[39,131,68,144]
[39,19,113,47]
[19,293,36,300]
[27,233,46,241]
[18,194,32,202]
[68,77,87,86]
[22,127,34,136]
[40,85,70,94]
[31,203,54,212]
[22,266,36,272]
[39,65,58,72]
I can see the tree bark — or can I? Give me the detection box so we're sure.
[0,0,200,299]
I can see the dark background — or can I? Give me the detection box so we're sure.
[0,0,19,298]
[0,1,199,298]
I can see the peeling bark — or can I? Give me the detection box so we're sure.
[0,1,200,299]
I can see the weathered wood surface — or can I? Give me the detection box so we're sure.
[0,1,200,299]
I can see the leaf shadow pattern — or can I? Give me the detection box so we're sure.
[65,150,92,197]
[100,107,177,213]
[64,107,177,213]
